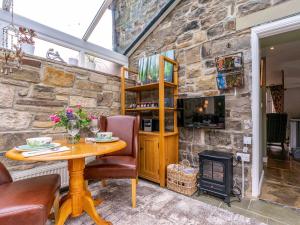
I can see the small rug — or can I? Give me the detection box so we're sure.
[48,180,266,225]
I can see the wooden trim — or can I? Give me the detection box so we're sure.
[131,179,137,208]
[121,67,126,115]
[121,56,179,188]
[125,81,177,92]
[159,55,166,187]
[173,63,179,136]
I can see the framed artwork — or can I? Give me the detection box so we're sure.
[215,52,244,90]
[138,50,175,84]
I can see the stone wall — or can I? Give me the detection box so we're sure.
[112,0,170,53]
[114,0,293,195]
[0,55,123,171]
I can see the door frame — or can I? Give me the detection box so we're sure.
[251,14,300,197]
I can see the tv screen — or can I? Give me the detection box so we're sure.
[177,96,225,129]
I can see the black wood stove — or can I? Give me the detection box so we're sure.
[198,150,233,206]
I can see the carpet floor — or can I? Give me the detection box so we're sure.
[48,180,266,225]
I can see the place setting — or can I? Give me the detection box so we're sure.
[14,137,70,157]
[85,118,120,143]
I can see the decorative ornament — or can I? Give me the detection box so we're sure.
[0,0,23,75]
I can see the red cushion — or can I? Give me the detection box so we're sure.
[0,174,60,225]
[106,116,135,156]
[85,156,137,179]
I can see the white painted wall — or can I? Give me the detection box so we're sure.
[285,88,300,119]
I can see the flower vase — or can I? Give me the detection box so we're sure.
[66,134,81,144]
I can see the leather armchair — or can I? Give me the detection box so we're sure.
[0,162,61,225]
[84,115,139,208]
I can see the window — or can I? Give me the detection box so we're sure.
[14,0,105,38]
[34,39,79,64]
[88,9,113,50]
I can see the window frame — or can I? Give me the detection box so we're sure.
[0,0,128,67]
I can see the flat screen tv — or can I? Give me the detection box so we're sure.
[177,96,225,129]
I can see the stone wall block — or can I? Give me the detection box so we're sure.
[197,75,217,90]
[30,84,55,100]
[75,80,102,92]
[0,83,15,108]
[43,67,75,87]
[16,99,67,107]
[32,121,54,128]
[186,63,202,78]
[184,46,201,64]
[237,0,271,17]
[69,96,97,108]
[205,130,231,146]
[0,110,32,131]
[97,92,114,107]
[89,74,108,84]
[11,69,40,83]
[0,78,30,87]
[0,131,39,151]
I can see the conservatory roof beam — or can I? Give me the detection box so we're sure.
[82,0,113,41]
[0,9,128,66]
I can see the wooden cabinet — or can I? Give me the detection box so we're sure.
[139,135,160,182]
[121,55,179,187]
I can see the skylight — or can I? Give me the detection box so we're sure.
[13,0,105,38]
[88,9,113,50]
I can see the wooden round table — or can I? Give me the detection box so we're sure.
[5,139,127,225]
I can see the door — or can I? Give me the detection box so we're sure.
[139,135,160,182]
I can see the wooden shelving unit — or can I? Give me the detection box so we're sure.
[121,55,179,187]
[125,107,175,112]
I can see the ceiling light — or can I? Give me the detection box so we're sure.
[270,46,275,50]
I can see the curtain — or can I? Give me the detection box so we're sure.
[269,85,284,113]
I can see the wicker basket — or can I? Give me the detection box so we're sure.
[167,160,198,196]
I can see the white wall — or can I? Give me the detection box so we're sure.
[285,88,300,119]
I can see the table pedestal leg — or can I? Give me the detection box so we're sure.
[55,158,109,225]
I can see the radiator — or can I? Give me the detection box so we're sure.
[11,157,95,188]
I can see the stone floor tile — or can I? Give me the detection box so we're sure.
[220,203,268,224]
[249,200,300,225]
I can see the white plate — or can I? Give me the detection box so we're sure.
[95,137,120,143]
[15,143,61,152]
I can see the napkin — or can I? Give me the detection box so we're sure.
[22,146,70,158]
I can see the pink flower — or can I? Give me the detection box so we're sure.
[49,114,61,123]
[49,114,57,121]
[76,104,81,108]
[89,115,98,120]
[66,107,73,113]
[53,117,61,123]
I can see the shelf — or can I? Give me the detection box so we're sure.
[139,131,178,136]
[125,107,175,112]
[125,81,177,92]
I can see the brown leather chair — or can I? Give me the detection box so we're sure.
[84,115,139,208]
[0,162,61,225]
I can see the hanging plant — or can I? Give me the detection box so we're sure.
[19,27,36,45]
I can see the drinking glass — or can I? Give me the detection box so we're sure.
[90,118,99,141]
[67,119,80,149]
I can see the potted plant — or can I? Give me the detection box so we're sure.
[49,105,92,143]
[19,27,36,55]
[86,55,96,70]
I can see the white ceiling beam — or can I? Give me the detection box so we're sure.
[82,0,113,41]
[0,9,128,66]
